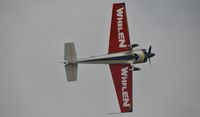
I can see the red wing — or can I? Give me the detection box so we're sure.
[109,64,133,113]
[108,3,130,54]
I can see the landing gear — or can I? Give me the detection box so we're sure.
[133,67,141,71]
[129,65,141,71]
[130,44,139,48]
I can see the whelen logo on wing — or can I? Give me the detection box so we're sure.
[116,7,126,48]
[121,67,130,107]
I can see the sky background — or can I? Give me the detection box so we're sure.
[0,0,200,117]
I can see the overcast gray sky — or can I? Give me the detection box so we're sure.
[0,0,200,117]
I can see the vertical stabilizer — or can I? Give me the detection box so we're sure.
[64,43,78,81]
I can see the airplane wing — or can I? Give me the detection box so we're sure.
[109,64,133,112]
[108,3,131,54]
[108,3,133,113]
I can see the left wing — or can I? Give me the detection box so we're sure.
[108,3,131,54]
[109,64,133,113]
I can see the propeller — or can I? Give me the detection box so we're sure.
[148,46,151,67]
[147,45,155,67]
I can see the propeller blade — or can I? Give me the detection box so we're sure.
[149,58,151,67]
[148,45,153,67]
[148,45,152,54]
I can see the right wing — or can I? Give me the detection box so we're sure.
[109,64,133,112]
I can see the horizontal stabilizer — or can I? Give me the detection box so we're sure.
[64,43,78,81]
[65,64,78,81]
[64,43,77,62]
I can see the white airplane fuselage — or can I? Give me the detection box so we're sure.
[68,49,147,65]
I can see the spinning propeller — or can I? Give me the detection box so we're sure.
[146,46,155,67]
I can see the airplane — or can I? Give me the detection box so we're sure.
[63,3,155,113]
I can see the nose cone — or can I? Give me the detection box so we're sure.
[148,53,155,58]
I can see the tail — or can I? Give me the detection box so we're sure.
[64,43,78,81]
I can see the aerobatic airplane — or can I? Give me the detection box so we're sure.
[63,3,155,113]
